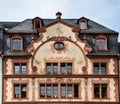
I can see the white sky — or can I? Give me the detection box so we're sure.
[0,0,120,41]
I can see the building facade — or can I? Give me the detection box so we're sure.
[0,12,119,104]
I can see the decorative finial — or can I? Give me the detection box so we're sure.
[56,11,62,20]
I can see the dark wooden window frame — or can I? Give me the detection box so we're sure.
[14,84,27,99]
[39,83,79,99]
[40,84,58,99]
[93,62,107,75]
[60,84,79,99]
[46,62,72,75]
[94,84,108,99]
[14,63,27,75]
[10,34,23,51]
[95,34,108,51]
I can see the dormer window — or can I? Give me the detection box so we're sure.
[11,34,23,51]
[95,34,108,51]
[35,21,40,28]
[33,17,42,29]
[80,21,86,29]
[78,17,88,29]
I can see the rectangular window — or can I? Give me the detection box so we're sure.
[60,63,66,74]
[61,84,66,98]
[40,84,78,99]
[46,63,58,74]
[40,84,58,98]
[80,21,86,29]
[40,84,45,98]
[46,62,72,75]
[14,63,27,74]
[93,63,106,74]
[94,84,107,99]
[60,63,72,74]
[53,84,58,98]
[14,84,27,99]
[61,84,79,98]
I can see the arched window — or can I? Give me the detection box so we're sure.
[12,39,21,50]
[96,38,105,50]
[95,34,108,51]
[11,34,23,51]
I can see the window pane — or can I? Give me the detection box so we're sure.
[61,84,66,98]
[67,63,72,74]
[40,84,45,98]
[54,42,64,50]
[14,63,20,74]
[80,22,86,29]
[101,63,106,74]
[47,84,52,98]
[12,39,21,50]
[46,63,51,74]
[102,84,107,98]
[60,63,66,74]
[96,39,105,50]
[21,63,27,74]
[17,39,21,50]
[53,84,58,98]
[21,84,26,98]
[12,40,17,50]
[94,63,99,74]
[53,63,58,74]
[74,84,78,98]
[94,84,100,98]
[14,84,20,98]
[67,84,72,98]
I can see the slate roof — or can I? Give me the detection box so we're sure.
[0,22,19,28]
[3,17,118,34]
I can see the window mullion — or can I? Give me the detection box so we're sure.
[66,84,67,98]
[100,84,101,99]
[20,84,21,98]
[44,84,47,98]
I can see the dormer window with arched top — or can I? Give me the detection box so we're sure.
[11,34,23,51]
[95,34,108,51]
[78,17,88,29]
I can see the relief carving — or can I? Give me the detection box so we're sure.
[27,44,35,53]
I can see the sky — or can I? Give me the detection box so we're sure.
[0,0,120,41]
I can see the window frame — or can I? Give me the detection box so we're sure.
[39,83,79,99]
[14,83,27,99]
[45,62,72,75]
[11,34,23,51]
[94,84,108,99]
[78,17,88,29]
[95,34,108,51]
[14,63,27,75]
[93,62,107,75]
[54,42,64,50]
[40,84,58,99]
